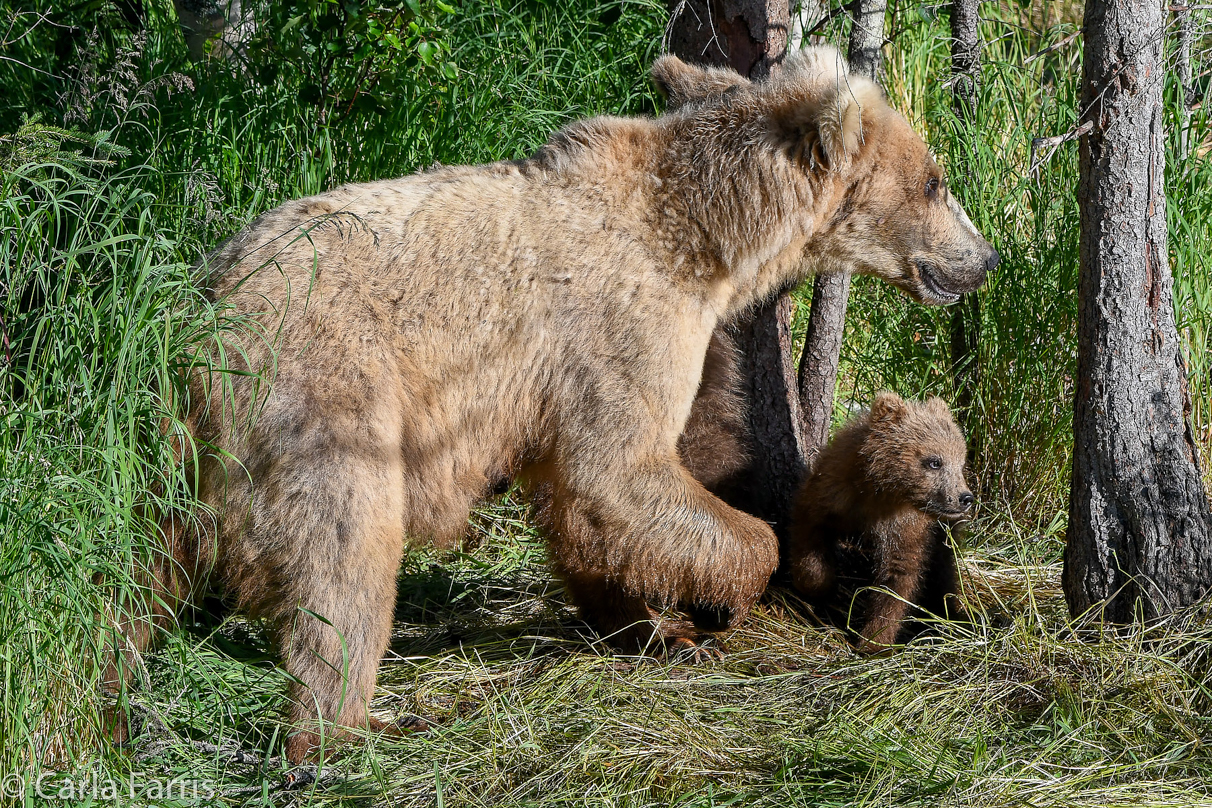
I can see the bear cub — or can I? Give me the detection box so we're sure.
[788,392,974,654]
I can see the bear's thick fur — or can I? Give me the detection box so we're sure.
[106,47,995,761]
[787,392,975,654]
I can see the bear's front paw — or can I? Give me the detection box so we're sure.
[663,633,726,664]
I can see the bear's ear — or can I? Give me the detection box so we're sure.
[768,75,883,170]
[869,391,909,425]
[652,55,750,110]
[815,78,883,169]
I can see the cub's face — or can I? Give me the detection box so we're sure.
[840,115,997,305]
[864,393,975,521]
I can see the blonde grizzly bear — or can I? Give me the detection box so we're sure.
[105,47,996,762]
[788,392,975,654]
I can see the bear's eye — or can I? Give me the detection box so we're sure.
[922,455,943,470]
[925,176,940,199]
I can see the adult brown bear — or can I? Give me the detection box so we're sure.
[106,47,996,762]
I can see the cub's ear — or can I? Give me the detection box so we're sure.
[923,396,955,419]
[868,391,909,425]
[652,55,750,110]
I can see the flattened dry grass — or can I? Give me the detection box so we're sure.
[97,495,1212,807]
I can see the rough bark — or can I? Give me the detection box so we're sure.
[1064,0,1212,622]
[737,293,810,526]
[667,0,803,532]
[795,0,885,464]
[665,0,789,79]
[798,273,852,463]
[948,0,981,423]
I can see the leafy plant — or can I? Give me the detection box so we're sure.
[246,0,460,123]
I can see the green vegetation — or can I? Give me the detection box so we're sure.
[1,0,1210,805]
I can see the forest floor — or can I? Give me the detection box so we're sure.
[101,496,1212,808]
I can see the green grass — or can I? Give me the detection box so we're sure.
[2,0,1211,804]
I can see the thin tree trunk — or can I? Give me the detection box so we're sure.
[667,0,805,532]
[798,273,852,460]
[795,0,885,463]
[949,0,982,430]
[789,0,828,49]
[846,0,887,80]
[1064,0,1212,622]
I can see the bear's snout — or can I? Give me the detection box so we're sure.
[984,247,1000,274]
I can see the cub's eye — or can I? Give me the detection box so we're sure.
[922,455,943,470]
[925,176,940,199]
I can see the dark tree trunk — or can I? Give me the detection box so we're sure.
[665,0,789,78]
[737,294,809,525]
[795,0,885,463]
[667,0,804,533]
[1064,0,1212,621]
[948,0,981,425]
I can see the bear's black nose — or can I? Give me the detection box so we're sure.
[959,492,974,510]
[984,248,1000,273]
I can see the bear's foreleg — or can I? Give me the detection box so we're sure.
[855,577,923,655]
[854,523,930,654]
[914,526,971,625]
[547,457,778,643]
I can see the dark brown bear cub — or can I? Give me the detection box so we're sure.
[788,392,974,654]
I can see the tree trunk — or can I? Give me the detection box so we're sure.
[667,0,804,532]
[795,0,885,463]
[798,273,852,462]
[665,0,789,78]
[737,293,810,526]
[788,0,829,49]
[1064,0,1212,622]
[948,0,981,428]
[846,0,886,80]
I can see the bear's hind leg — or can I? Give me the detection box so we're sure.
[251,450,405,765]
[561,569,717,660]
[787,519,839,601]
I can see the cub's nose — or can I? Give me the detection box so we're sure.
[959,491,975,511]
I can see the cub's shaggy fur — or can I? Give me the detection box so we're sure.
[106,47,995,761]
[788,392,975,654]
